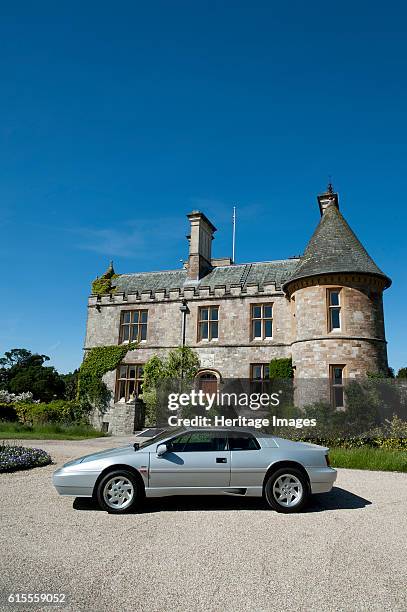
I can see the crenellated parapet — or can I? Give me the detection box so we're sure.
[88,281,281,307]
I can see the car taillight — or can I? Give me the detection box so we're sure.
[325,453,331,467]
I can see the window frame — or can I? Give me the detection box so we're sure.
[119,309,148,344]
[197,305,219,342]
[167,431,227,452]
[115,363,144,403]
[250,363,270,394]
[250,303,273,340]
[327,289,342,332]
[330,364,346,409]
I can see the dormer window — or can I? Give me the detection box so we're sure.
[327,289,341,332]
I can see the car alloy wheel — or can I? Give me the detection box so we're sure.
[103,476,134,510]
[264,467,309,513]
[273,474,303,508]
[96,470,140,514]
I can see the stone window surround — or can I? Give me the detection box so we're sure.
[197,304,220,342]
[250,302,273,341]
[329,363,346,408]
[119,309,148,344]
[326,287,343,334]
[115,363,145,403]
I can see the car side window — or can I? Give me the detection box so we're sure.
[167,433,191,452]
[228,433,260,451]
[181,432,227,452]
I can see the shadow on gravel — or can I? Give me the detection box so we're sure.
[73,486,371,514]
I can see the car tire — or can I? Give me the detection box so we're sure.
[264,467,309,513]
[96,469,141,514]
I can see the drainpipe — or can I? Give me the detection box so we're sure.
[179,299,189,380]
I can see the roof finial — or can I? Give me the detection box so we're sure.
[327,176,334,194]
[106,260,115,276]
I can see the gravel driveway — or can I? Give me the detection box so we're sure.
[0,437,406,612]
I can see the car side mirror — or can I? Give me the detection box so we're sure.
[157,443,167,457]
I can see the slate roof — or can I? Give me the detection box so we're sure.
[282,204,391,289]
[113,259,300,295]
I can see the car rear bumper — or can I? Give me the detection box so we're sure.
[52,467,99,497]
[306,467,337,494]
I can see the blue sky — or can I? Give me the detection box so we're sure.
[1,1,406,373]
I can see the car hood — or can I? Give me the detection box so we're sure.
[68,445,135,465]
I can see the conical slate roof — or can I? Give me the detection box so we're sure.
[283,202,391,290]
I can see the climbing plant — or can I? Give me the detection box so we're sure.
[91,261,120,296]
[142,347,200,426]
[77,343,138,408]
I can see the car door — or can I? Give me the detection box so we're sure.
[228,431,265,487]
[149,430,230,489]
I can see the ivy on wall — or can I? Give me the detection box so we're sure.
[77,343,138,408]
[91,261,120,296]
[269,357,294,379]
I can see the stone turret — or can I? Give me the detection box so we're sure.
[283,186,391,404]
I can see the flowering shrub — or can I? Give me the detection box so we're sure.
[0,390,35,404]
[0,442,52,472]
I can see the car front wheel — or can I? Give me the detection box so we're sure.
[96,469,141,514]
[264,468,309,513]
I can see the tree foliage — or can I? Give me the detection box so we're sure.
[0,348,64,402]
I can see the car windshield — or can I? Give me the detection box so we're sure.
[137,427,185,450]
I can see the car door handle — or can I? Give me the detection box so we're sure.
[216,457,227,463]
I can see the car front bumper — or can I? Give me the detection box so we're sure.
[52,467,99,497]
[306,467,337,494]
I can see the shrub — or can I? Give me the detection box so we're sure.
[15,400,90,425]
[0,390,34,404]
[268,358,294,379]
[0,442,52,472]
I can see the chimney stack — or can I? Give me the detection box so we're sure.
[186,211,216,280]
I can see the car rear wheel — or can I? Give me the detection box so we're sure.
[96,470,141,514]
[264,468,309,513]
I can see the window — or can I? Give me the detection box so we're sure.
[250,363,270,394]
[251,304,273,339]
[168,431,227,452]
[228,432,260,450]
[115,364,144,402]
[327,290,341,331]
[198,306,219,341]
[119,310,148,343]
[330,365,345,408]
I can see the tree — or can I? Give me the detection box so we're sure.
[0,348,65,402]
[396,367,407,379]
[60,369,79,400]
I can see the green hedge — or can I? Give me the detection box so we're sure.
[15,400,89,425]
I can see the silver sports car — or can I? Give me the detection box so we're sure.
[53,428,337,514]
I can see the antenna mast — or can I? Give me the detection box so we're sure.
[232,206,236,263]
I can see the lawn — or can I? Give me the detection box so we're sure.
[330,447,407,472]
[0,421,107,440]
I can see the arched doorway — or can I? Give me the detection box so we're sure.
[196,370,220,395]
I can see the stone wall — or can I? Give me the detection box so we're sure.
[85,273,390,433]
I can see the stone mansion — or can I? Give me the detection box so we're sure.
[85,185,391,435]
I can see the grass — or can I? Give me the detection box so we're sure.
[330,447,407,472]
[0,421,107,440]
